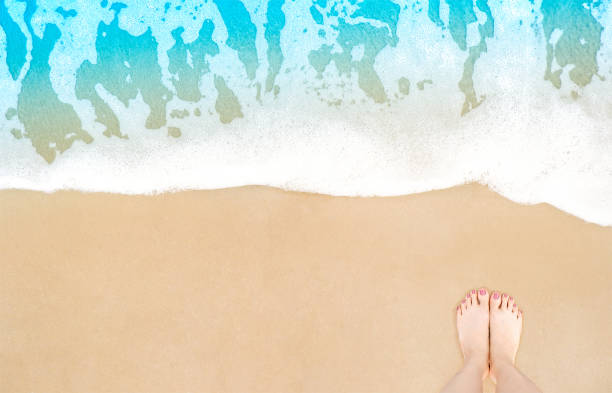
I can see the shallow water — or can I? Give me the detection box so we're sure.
[1,0,611,225]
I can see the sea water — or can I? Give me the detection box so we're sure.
[1,0,611,225]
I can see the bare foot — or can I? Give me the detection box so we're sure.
[456,288,490,379]
[489,291,523,383]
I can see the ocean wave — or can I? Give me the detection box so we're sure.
[1,0,611,226]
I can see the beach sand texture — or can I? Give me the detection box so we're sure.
[1,184,611,393]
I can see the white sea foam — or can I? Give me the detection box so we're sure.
[2,77,612,225]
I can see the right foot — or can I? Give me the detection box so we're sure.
[456,288,490,379]
[489,291,523,383]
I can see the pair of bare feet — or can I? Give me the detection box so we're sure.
[456,288,521,382]
[441,288,541,393]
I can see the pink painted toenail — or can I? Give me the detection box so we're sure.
[493,292,500,299]
[509,297,514,301]
[457,306,460,311]
[502,293,508,298]
[471,289,476,294]
[462,299,466,303]
[479,289,486,295]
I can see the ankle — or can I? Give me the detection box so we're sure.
[464,354,488,375]
[491,357,515,374]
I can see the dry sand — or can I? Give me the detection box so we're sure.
[1,184,611,393]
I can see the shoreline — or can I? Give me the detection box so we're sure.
[1,181,610,228]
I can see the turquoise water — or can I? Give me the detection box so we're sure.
[1,0,611,225]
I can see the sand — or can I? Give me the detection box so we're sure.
[1,184,611,393]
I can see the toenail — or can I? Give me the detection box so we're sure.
[493,292,500,299]
[462,299,466,303]
[479,289,486,295]
[502,293,508,298]
[509,297,514,301]
[471,289,476,294]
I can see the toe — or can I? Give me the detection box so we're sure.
[457,305,462,317]
[465,293,472,307]
[511,302,518,314]
[477,287,489,306]
[461,298,468,312]
[469,289,478,306]
[507,296,515,310]
[490,290,502,309]
[501,293,509,309]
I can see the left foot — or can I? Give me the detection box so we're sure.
[456,288,490,379]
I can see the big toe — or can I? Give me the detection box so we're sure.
[477,288,489,306]
[490,290,502,309]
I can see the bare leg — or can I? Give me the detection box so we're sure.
[489,292,542,393]
[441,288,490,393]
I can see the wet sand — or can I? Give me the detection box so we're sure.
[1,184,611,393]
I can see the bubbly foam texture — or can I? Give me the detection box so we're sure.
[1,0,611,226]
